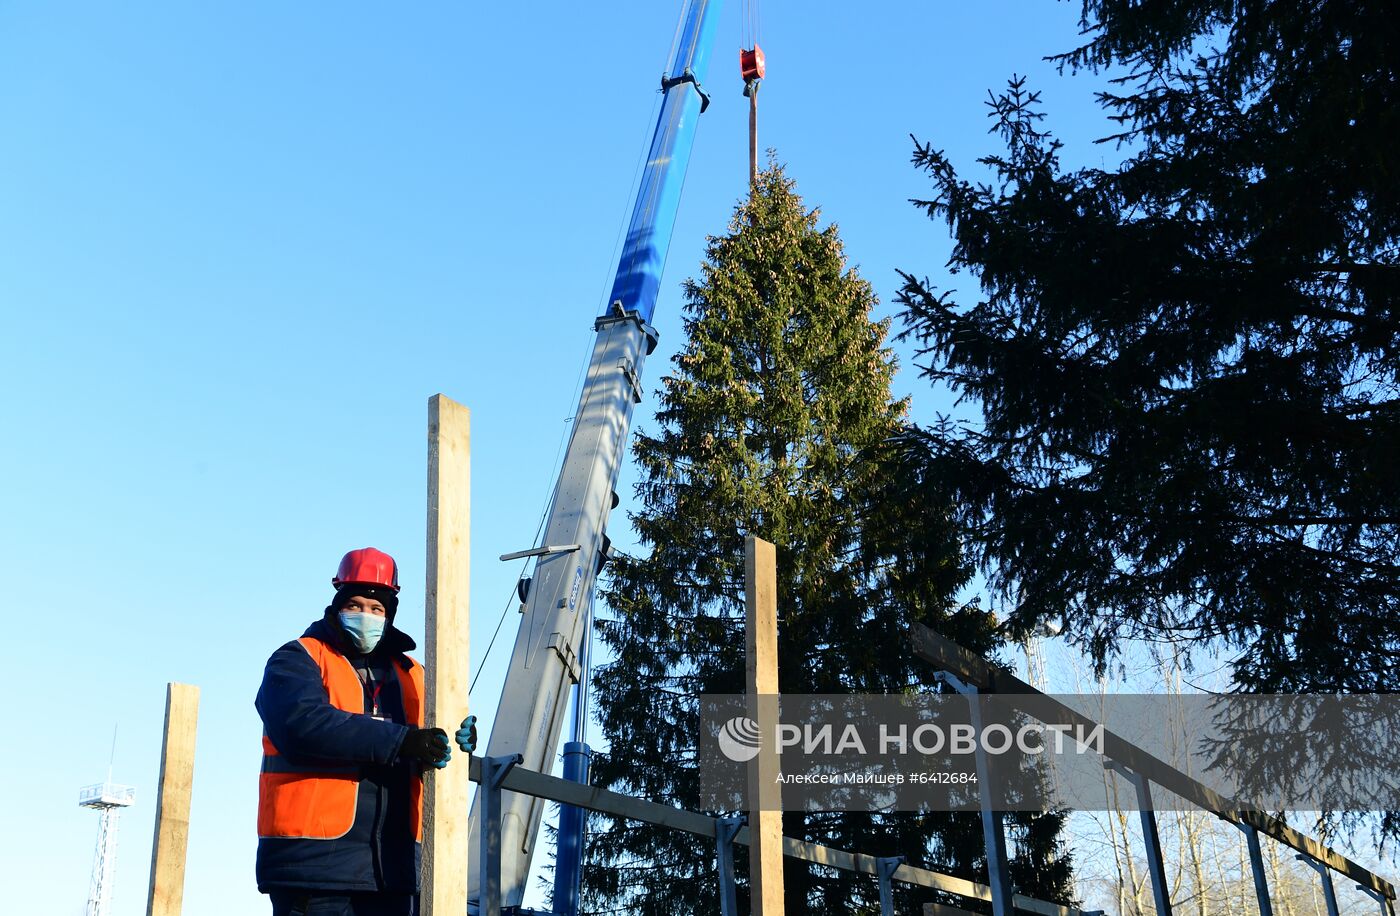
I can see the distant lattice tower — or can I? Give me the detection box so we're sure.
[78,781,135,916]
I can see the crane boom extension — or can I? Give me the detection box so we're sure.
[467,1,722,909]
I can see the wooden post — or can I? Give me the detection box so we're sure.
[146,682,199,916]
[744,535,784,915]
[422,394,472,915]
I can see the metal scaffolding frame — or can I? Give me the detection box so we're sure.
[466,755,1095,916]
[463,627,1398,916]
[909,623,1398,916]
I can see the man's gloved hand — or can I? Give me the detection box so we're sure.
[456,715,478,754]
[400,727,452,769]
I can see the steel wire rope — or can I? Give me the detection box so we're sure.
[665,0,687,77]
[681,0,710,70]
[575,0,728,739]
[547,2,688,681]
[742,0,761,53]
[468,321,603,694]
[592,68,665,321]
[616,0,701,291]
[616,112,682,295]
[467,23,669,697]
[571,32,687,722]
[468,54,666,694]
[469,0,707,736]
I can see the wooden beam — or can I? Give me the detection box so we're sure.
[908,622,1396,900]
[146,682,199,916]
[422,394,472,916]
[745,535,784,916]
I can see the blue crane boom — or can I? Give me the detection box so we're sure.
[467,1,723,911]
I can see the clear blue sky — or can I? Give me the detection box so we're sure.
[0,2,1130,913]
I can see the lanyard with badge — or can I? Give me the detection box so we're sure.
[358,666,388,720]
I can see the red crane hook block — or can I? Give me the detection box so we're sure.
[740,45,765,81]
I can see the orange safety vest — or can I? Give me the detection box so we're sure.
[258,636,425,841]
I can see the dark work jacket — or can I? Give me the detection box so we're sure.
[254,617,421,894]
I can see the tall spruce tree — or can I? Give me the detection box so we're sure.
[580,163,1074,914]
[895,0,1400,701]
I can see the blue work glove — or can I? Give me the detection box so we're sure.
[400,727,452,769]
[456,715,478,754]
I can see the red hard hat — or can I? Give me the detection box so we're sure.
[333,547,400,593]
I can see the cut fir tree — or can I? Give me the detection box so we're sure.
[580,162,1075,915]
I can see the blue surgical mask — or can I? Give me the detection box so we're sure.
[339,611,387,653]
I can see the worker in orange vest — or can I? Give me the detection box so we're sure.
[255,547,477,916]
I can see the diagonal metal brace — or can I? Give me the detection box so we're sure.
[934,672,1014,916]
[1357,881,1397,916]
[716,815,745,916]
[1222,819,1273,916]
[876,856,905,916]
[1297,855,1341,916]
[479,754,524,916]
[1105,762,1172,916]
